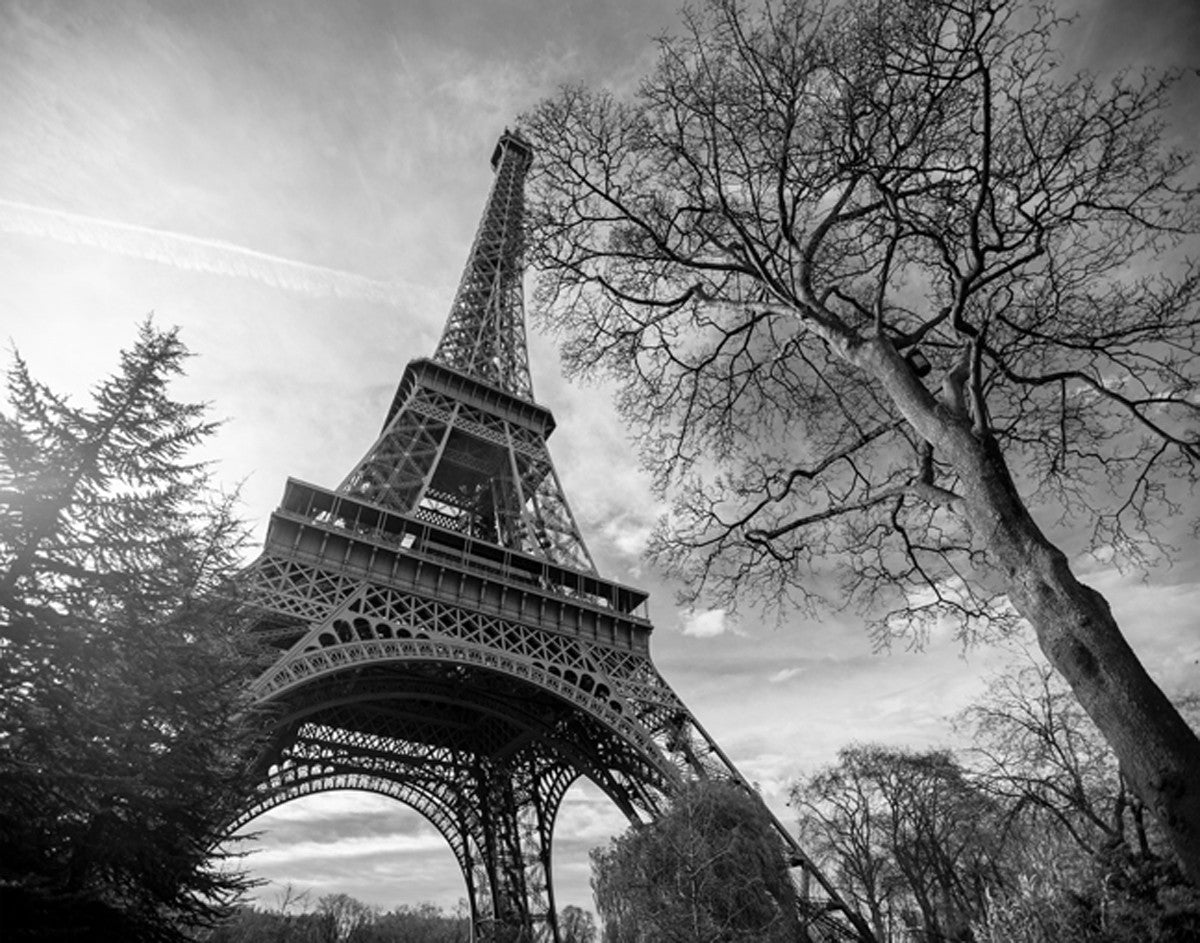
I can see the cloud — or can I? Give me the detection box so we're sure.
[244,831,447,868]
[768,667,803,684]
[245,790,386,823]
[681,608,729,638]
[1082,567,1200,695]
[599,514,653,558]
[0,198,412,306]
[555,782,631,842]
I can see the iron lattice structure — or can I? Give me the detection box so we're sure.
[236,131,858,942]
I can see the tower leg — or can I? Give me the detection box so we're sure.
[464,754,574,943]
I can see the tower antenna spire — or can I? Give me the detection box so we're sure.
[433,128,534,398]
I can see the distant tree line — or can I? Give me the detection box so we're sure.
[204,894,471,943]
[204,894,598,943]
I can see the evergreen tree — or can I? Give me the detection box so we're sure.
[591,779,801,943]
[0,320,269,941]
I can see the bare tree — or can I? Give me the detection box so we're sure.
[794,737,1200,942]
[958,649,1150,858]
[793,747,1012,942]
[957,651,1200,941]
[316,894,375,943]
[522,0,1200,880]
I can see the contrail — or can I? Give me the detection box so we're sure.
[0,198,412,306]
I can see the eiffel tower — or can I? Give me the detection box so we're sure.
[234,131,859,943]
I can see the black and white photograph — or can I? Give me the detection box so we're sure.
[2,1,1198,940]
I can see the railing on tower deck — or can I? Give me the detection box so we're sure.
[268,478,651,622]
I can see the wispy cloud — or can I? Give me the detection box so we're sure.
[244,831,447,868]
[600,514,653,558]
[681,608,730,638]
[0,198,410,305]
[768,666,803,684]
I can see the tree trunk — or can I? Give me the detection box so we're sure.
[975,476,1200,884]
[865,337,1200,885]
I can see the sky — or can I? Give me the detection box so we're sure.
[2,0,1198,921]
